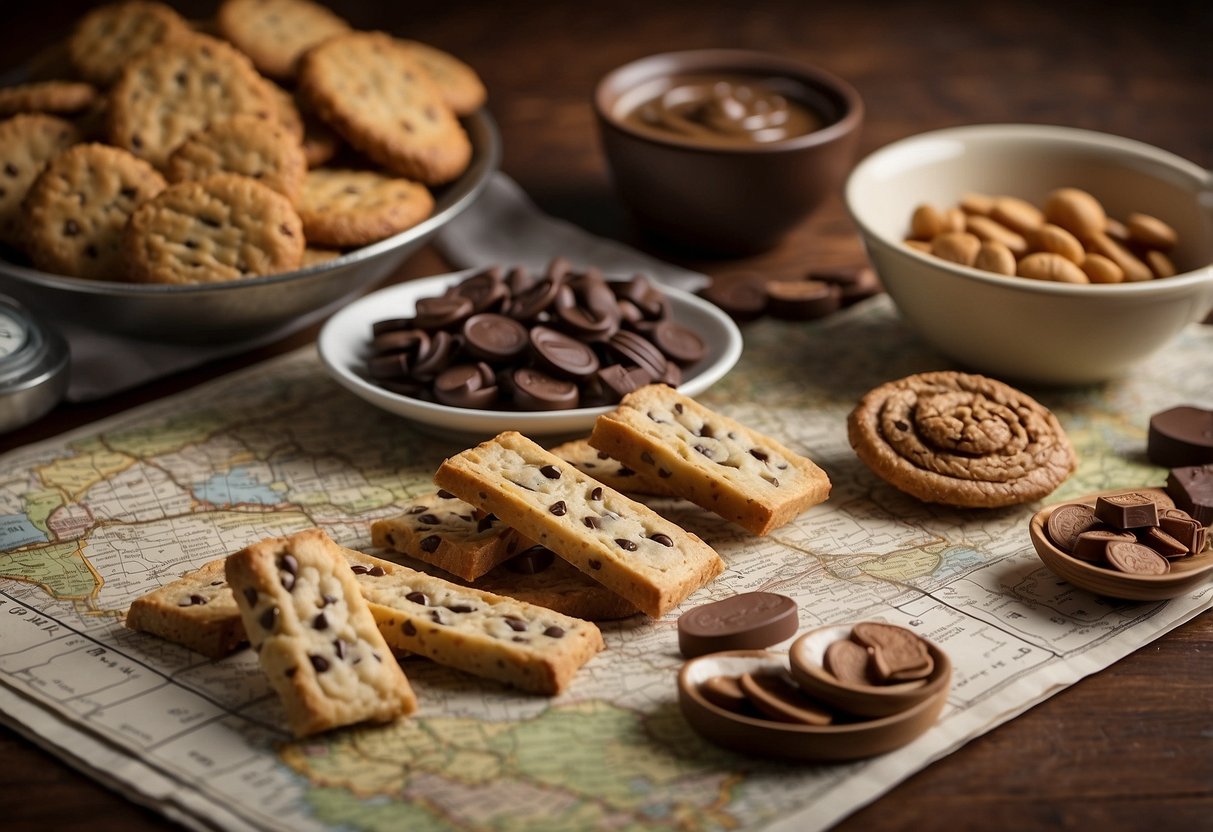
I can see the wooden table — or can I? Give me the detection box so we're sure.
[3,1,1211,829]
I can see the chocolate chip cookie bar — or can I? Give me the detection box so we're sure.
[370,489,521,581]
[225,529,416,737]
[589,385,832,535]
[347,550,605,695]
[125,557,246,658]
[434,431,725,618]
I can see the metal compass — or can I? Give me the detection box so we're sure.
[0,295,69,433]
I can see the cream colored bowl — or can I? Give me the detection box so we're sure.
[845,124,1213,385]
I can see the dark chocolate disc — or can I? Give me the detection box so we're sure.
[809,265,883,306]
[371,328,429,356]
[698,275,768,321]
[367,352,411,380]
[650,319,706,364]
[678,592,799,658]
[414,295,474,331]
[507,276,563,321]
[1148,406,1213,468]
[597,364,651,400]
[510,367,579,410]
[607,330,667,379]
[764,279,842,320]
[506,266,534,295]
[371,317,415,336]
[447,267,508,313]
[463,313,529,364]
[433,362,499,409]
[530,326,600,380]
[411,330,459,381]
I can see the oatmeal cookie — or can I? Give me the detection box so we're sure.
[847,371,1077,508]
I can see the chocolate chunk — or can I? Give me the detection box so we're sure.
[259,605,279,631]
[543,626,565,638]
[510,367,579,411]
[419,535,441,553]
[434,362,499,409]
[583,515,601,529]
[615,538,638,551]
[243,588,258,605]
[764,279,842,320]
[588,558,602,570]
[549,500,567,516]
[313,612,328,630]
[350,564,370,574]
[463,313,528,363]
[178,594,206,607]
[406,591,427,605]
[650,533,674,547]
[368,566,386,577]
[333,639,347,660]
[505,616,527,632]
[529,326,600,380]
[590,486,603,501]
[1094,492,1160,529]
[677,592,799,658]
[505,545,555,574]
[1167,464,1213,525]
[448,604,474,614]
[1159,509,1203,554]
[1147,406,1213,468]
[417,513,440,525]
[1137,526,1191,558]
[402,620,417,636]
[309,654,330,673]
[437,489,456,499]
[1071,529,1135,562]
[540,464,562,479]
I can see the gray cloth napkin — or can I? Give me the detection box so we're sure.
[60,172,707,402]
[434,172,710,292]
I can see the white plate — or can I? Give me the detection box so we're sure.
[318,270,742,440]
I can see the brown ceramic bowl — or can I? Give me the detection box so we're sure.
[1029,487,1213,601]
[788,624,952,719]
[678,651,948,762]
[595,50,863,254]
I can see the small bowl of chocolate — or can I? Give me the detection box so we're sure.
[595,50,863,254]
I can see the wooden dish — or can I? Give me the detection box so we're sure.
[787,624,951,718]
[677,650,948,762]
[1028,487,1213,601]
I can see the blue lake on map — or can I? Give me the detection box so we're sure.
[192,466,281,506]
[0,514,49,550]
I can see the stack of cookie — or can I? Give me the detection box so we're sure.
[0,0,484,284]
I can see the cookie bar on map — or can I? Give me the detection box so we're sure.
[472,543,639,622]
[549,438,677,498]
[125,558,246,659]
[346,550,604,694]
[370,490,522,581]
[434,431,725,618]
[225,529,416,737]
[589,385,831,535]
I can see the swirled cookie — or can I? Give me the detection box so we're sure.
[847,371,1077,508]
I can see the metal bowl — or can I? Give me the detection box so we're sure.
[0,110,500,344]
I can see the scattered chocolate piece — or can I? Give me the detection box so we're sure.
[764,279,841,320]
[1046,503,1100,552]
[1167,464,1213,525]
[1094,492,1159,529]
[1106,540,1170,575]
[1071,529,1136,562]
[677,592,799,658]
[1147,406,1213,468]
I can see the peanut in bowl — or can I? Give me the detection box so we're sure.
[844,124,1213,385]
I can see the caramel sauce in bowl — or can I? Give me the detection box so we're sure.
[595,50,863,254]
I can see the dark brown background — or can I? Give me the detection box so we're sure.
[2,1,1212,829]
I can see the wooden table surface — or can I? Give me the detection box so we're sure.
[3,1,1211,829]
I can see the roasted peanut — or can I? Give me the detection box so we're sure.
[974,241,1016,275]
[1079,253,1124,284]
[1043,188,1106,239]
[1032,223,1085,263]
[931,231,981,266]
[966,215,1028,256]
[1087,232,1153,282]
[904,238,932,253]
[1127,212,1178,250]
[1146,249,1177,278]
[990,196,1044,235]
[1104,216,1130,242]
[1017,252,1089,283]
[959,192,994,215]
[910,204,947,240]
